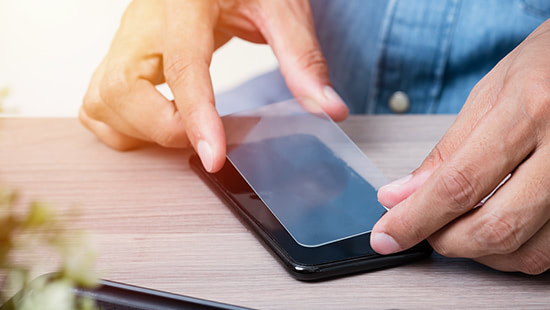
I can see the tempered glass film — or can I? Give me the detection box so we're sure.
[222,100,389,247]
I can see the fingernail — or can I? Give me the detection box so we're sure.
[323,86,347,108]
[380,174,413,192]
[197,140,213,173]
[371,232,402,255]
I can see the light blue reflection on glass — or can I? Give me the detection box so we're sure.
[224,104,385,247]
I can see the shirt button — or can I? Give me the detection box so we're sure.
[388,91,410,113]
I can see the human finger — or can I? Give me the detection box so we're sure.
[83,58,190,148]
[94,75,189,148]
[377,71,507,208]
[475,220,550,275]
[257,0,348,121]
[427,145,550,258]
[79,107,148,151]
[371,95,537,255]
[163,0,225,173]
[82,62,153,143]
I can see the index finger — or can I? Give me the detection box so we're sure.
[257,0,349,121]
[370,98,536,255]
[163,0,226,172]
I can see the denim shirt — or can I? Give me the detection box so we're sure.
[216,0,550,116]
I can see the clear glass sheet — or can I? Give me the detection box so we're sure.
[222,100,389,247]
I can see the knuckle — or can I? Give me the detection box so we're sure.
[475,212,522,254]
[78,107,88,125]
[82,90,105,119]
[429,237,456,258]
[520,73,550,124]
[164,56,207,87]
[437,166,479,212]
[98,69,130,109]
[296,48,329,77]
[467,78,499,112]
[468,82,484,99]
[151,113,187,148]
[151,127,182,148]
[517,248,550,275]
[423,144,446,169]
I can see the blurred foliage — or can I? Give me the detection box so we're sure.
[0,187,98,310]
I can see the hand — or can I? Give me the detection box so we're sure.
[372,19,550,275]
[80,0,348,172]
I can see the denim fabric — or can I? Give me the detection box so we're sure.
[215,0,550,116]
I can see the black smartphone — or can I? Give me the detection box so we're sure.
[1,274,249,310]
[189,134,432,281]
[73,279,249,310]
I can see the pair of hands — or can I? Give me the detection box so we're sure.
[82,0,550,275]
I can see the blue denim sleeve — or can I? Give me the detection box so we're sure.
[216,0,550,115]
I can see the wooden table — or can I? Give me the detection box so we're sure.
[1,116,549,309]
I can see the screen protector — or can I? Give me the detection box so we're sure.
[222,100,389,247]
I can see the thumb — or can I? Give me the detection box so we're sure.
[258,0,348,121]
[377,169,434,209]
[377,129,464,209]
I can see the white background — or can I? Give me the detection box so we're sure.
[0,0,277,116]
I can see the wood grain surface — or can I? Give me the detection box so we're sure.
[1,116,549,309]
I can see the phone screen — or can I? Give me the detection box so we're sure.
[192,153,383,266]
[191,153,432,278]
[227,134,386,247]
